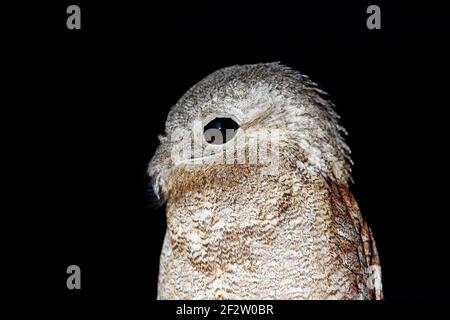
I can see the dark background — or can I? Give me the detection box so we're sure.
[18,0,450,311]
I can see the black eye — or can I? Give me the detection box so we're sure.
[204,117,240,144]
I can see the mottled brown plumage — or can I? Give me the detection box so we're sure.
[148,63,383,299]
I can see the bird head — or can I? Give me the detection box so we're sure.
[148,62,351,207]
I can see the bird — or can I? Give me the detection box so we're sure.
[147,62,383,300]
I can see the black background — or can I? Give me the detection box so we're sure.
[17,0,450,314]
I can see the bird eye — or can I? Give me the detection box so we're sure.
[204,117,240,145]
